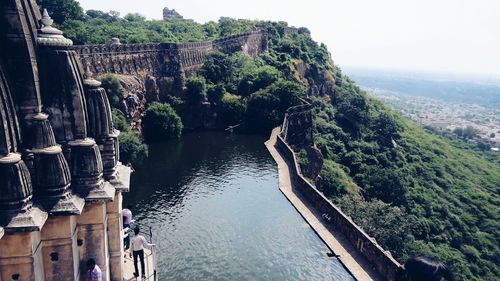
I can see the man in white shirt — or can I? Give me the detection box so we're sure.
[121,206,133,250]
[131,226,154,278]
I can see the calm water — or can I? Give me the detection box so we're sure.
[125,132,355,281]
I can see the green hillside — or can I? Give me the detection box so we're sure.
[51,2,500,279]
[311,72,500,281]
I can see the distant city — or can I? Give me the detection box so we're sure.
[346,68,500,150]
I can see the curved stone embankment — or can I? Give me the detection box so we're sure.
[266,126,402,281]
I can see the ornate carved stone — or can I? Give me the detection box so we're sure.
[27,113,57,149]
[37,9,73,47]
[27,113,84,215]
[32,145,84,215]
[0,153,47,231]
[0,153,33,212]
[68,138,115,202]
[84,72,121,180]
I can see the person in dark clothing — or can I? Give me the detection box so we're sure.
[404,256,453,281]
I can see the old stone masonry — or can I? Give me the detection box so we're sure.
[0,1,132,280]
[0,1,268,281]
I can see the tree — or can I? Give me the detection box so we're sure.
[111,110,148,167]
[238,65,280,96]
[142,103,183,141]
[185,75,207,104]
[118,132,148,167]
[124,13,146,22]
[207,84,225,105]
[36,0,84,24]
[99,74,122,109]
[245,89,281,133]
[201,51,233,85]
[267,80,304,111]
[219,93,246,126]
[462,126,478,139]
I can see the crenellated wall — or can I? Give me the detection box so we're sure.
[72,30,268,83]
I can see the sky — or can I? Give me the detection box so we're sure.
[77,0,500,77]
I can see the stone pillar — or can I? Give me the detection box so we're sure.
[106,192,123,281]
[0,231,45,281]
[0,153,47,281]
[40,216,79,281]
[76,202,110,281]
[68,138,115,201]
[29,113,84,216]
[83,76,118,181]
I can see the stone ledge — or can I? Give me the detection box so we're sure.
[82,182,116,203]
[1,206,48,233]
[40,238,74,247]
[42,192,85,216]
[110,163,132,192]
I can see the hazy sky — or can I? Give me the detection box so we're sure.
[77,0,500,77]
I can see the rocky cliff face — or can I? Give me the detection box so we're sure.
[163,7,184,21]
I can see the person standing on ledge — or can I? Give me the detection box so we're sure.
[122,205,133,250]
[86,258,102,281]
[131,226,155,279]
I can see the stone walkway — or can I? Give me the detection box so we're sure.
[123,247,156,281]
[265,128,384,281]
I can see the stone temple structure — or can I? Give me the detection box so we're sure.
[0,1,130,280]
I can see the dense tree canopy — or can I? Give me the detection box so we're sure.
[311,72,500,280]
[36,0,85,24]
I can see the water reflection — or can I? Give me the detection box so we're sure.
[126,132,354,281]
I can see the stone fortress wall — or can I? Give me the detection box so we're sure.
[276,100,403,281]
[72,30,267,132]
[72,30,268,81]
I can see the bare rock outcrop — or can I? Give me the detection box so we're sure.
[163,7,183,21]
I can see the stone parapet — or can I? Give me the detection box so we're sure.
[280,98,314,148]
[71,30,268,79]
[274,132,403,281]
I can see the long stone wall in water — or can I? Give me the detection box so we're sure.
[276,101,403,281]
